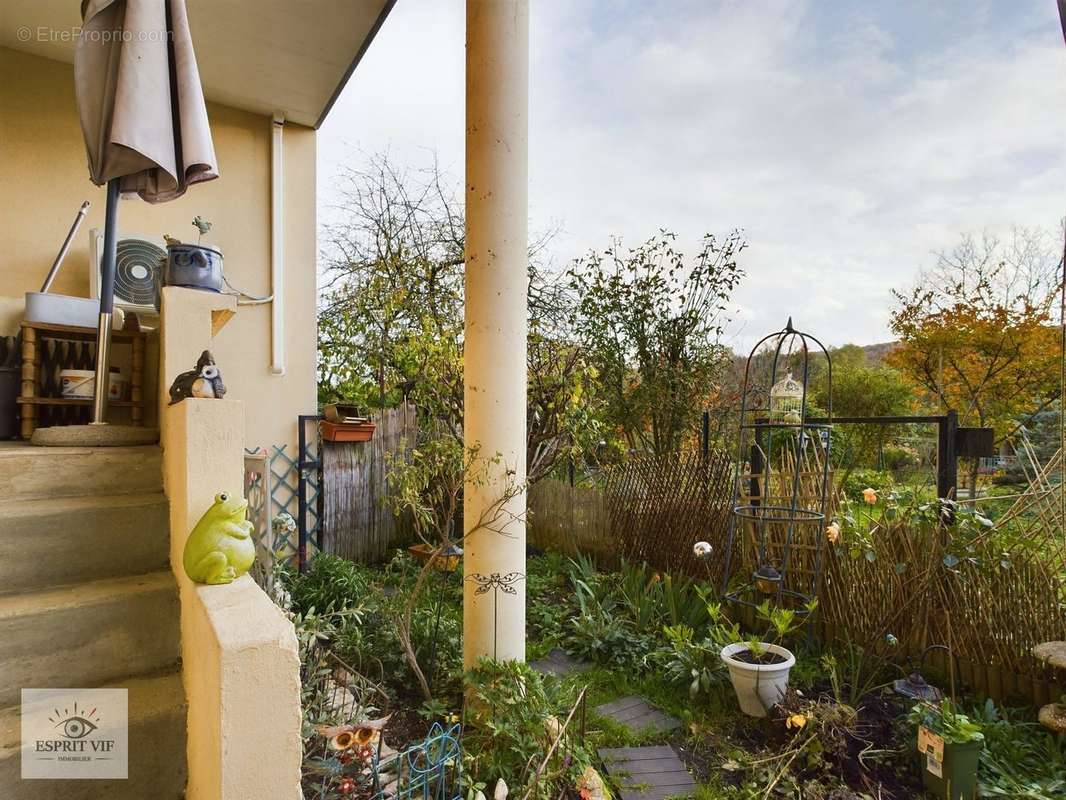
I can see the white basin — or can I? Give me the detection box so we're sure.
[24,292,124,330]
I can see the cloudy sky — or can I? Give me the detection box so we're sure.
[319,0,1065,350]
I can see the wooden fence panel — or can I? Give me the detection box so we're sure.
[321,403,417,564]
[528,478,614,564]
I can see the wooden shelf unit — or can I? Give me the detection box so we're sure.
[19,321,148,438]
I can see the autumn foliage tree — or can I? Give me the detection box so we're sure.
[888,227,1061,486]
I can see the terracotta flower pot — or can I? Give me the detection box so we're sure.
[408,543,462,573]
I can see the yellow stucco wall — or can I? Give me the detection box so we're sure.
[0,46,318,453]
[161,391,301,800]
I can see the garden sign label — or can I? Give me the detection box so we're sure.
[917,725,944,778]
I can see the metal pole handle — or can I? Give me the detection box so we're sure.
[91,180,120,425]
[40,201,91,294]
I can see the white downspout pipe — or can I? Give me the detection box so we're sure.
[270,113,285,375]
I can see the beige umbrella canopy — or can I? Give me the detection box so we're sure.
[72,0,218,430]
[76,0,218,201]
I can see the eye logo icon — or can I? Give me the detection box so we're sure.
[23,687,127,779]
[49,701,100,740]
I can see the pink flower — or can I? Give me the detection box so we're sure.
[862,487,878,505]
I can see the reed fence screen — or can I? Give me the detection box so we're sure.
[321,402,418,564]
[819,446,1066,706]
[529,450,734,578]
[529,447,1066,706]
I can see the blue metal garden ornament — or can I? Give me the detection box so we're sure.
[381,725,464,800]
[309,720,462,800]
[720,318,833,615]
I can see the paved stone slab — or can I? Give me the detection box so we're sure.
[529,648,590,677]
[594,696,680,735]
[599,745,696,800]
[31,424,160,446]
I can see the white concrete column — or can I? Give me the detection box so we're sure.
[463,0,529,667]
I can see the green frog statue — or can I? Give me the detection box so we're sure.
[182,491,256,585]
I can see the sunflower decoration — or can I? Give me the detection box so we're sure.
[318,715,391,765]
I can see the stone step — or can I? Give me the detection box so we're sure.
[0,669,187,799]
[0,493,170,596]
[0,571,179,708]
[0,444,162,501]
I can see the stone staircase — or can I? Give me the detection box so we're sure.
[0,443,186,799]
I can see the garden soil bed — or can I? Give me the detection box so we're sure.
[674,688,924,799]
[383,708,432,750]
[731,649,789,666]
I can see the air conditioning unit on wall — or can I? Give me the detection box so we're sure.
[89,229,166,315]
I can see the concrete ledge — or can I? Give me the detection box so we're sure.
[199,577,300,796]
[165,399,302,800]
[160,288,301,800]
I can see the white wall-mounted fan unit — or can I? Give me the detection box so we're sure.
[89,229,166,315]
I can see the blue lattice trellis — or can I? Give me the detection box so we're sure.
[243,417,322,571]
[269,444,299,519]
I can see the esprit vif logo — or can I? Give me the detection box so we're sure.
[21,688,128,780]
[49,699,101,740]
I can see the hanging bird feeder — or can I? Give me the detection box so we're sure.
[769,373,805,424]
[721,318,832,615]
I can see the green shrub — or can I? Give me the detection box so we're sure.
[280,552,465,699]
[526,553,572,643]
[563,559,653,668]
[882,444,919,472]
[463,659,591,794]
[652,623,726,699]
[616,560,708,632]
[283,554,374,613]
[974,700,1066,799]
[564,606,653,668]
[841,469,895,501]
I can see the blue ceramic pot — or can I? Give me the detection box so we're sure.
[165,243,223,292]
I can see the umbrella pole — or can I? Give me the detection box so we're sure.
[91,178,121,425]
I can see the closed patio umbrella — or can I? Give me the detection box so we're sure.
[75,0,218,425]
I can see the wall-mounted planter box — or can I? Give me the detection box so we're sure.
[320,420,376,442]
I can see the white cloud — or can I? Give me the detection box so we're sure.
[320,0,1066,350]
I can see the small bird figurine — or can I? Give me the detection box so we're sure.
[169,350,226,404]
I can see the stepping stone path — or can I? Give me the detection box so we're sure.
[594,696,680,735]
[598,745,696,800]
[529,648,590,677]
